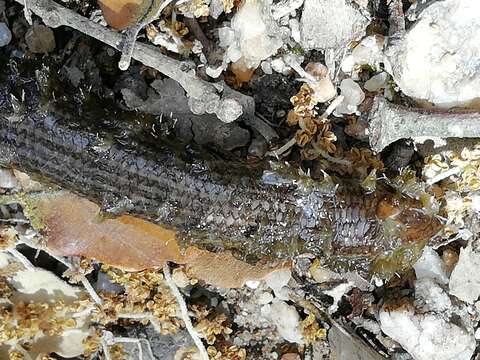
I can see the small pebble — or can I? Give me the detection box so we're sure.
[172,267,190,288]
[364,71,388,92]
[0,22,12,47]
[25,24,56,53]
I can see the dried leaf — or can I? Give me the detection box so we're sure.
[98,0,163,30]
[28,192,183,270]
[184,247,290,288]
[22,192,288,288]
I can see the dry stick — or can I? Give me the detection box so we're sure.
[14,0,218,103]
[368,96,480,152]
[388,0,406,37]
[118,0,176,70]
[163,263,209,360]
[23,0,33,24]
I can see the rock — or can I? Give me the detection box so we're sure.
[300,0,369,51]
[415,278,452,313]
[219,0,283,68]
[172,267,190,288]
[385,0,480,108]
[0,22,12,47]
[329,323,385,360]
[0,168,20,189]
[324,282,353,313]
[264,268,292,300]
[449,243,480,303]
[25,24,56,53]
[413,247,449,285]
[341,35,386,74]
[335,79,365,115]
[262,299,303,344]
[121,79,250,151]
[364,72,388,92]
[379,280,476,360]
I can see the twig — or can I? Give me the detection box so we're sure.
[163,263,209,360]
[7,248,36,270]
[269,137,297,159]
[23,0,33,24]
[50,254,103,305]
[388,0,406,37]
[118,0,176,70]
[13,0,220,108]
[426,166,462,186]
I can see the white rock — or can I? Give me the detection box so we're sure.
[341,35,386,73]
[450,243,480,303]
[215,98,243,123]
[257,291,274,305]
[300,0,369,51]
[0,168,20,189]
[261,60,273,74]
[413,247,449,285]
[271,58,288,74]
[264,268,291,300]
[0,22,11,47]
[364,72,388,92]
[172,268,190,288]
[289,18,301,43]
[379,306,475,360]
[263,299,303,343]
[310,265,340,283]
[414,278,452,313]
[221,0,283,68]
[335,79,365,115]
[385,0,480,108]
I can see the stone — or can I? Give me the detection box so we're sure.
[364,72,388,92]
[449,243,480,304]
[335,79,365,115]
[220,0,283,68]
[385,0,480,108]
[329,323,385,360]
[379,304,475,360]
[413,246,449,285]
[25,24,56,53]
[341,35,386,74]
[379,279,475,360]
[264,268,291,300]
[0,22,12,47]
[262,299,303,344]
[0,168,20,189]
[300,0,369,51]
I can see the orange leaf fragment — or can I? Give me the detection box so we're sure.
[31,192,184,270]
[184,247,290,288]
[24,191,289,288]
[98,0,149,30]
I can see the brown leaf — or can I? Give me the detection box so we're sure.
[98,0,161,30]
[24,191,288,288]
[29,192,184,270]
[184,247,290,288]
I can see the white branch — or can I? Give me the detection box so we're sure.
[163,263,209,360]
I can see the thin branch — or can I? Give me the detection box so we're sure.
[50,254,103,305]
[163,263,209,360]
[7,248,36,270]
[13,0,218,103]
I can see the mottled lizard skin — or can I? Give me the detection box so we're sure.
[0,60,441,272]
[0,111,441,266]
